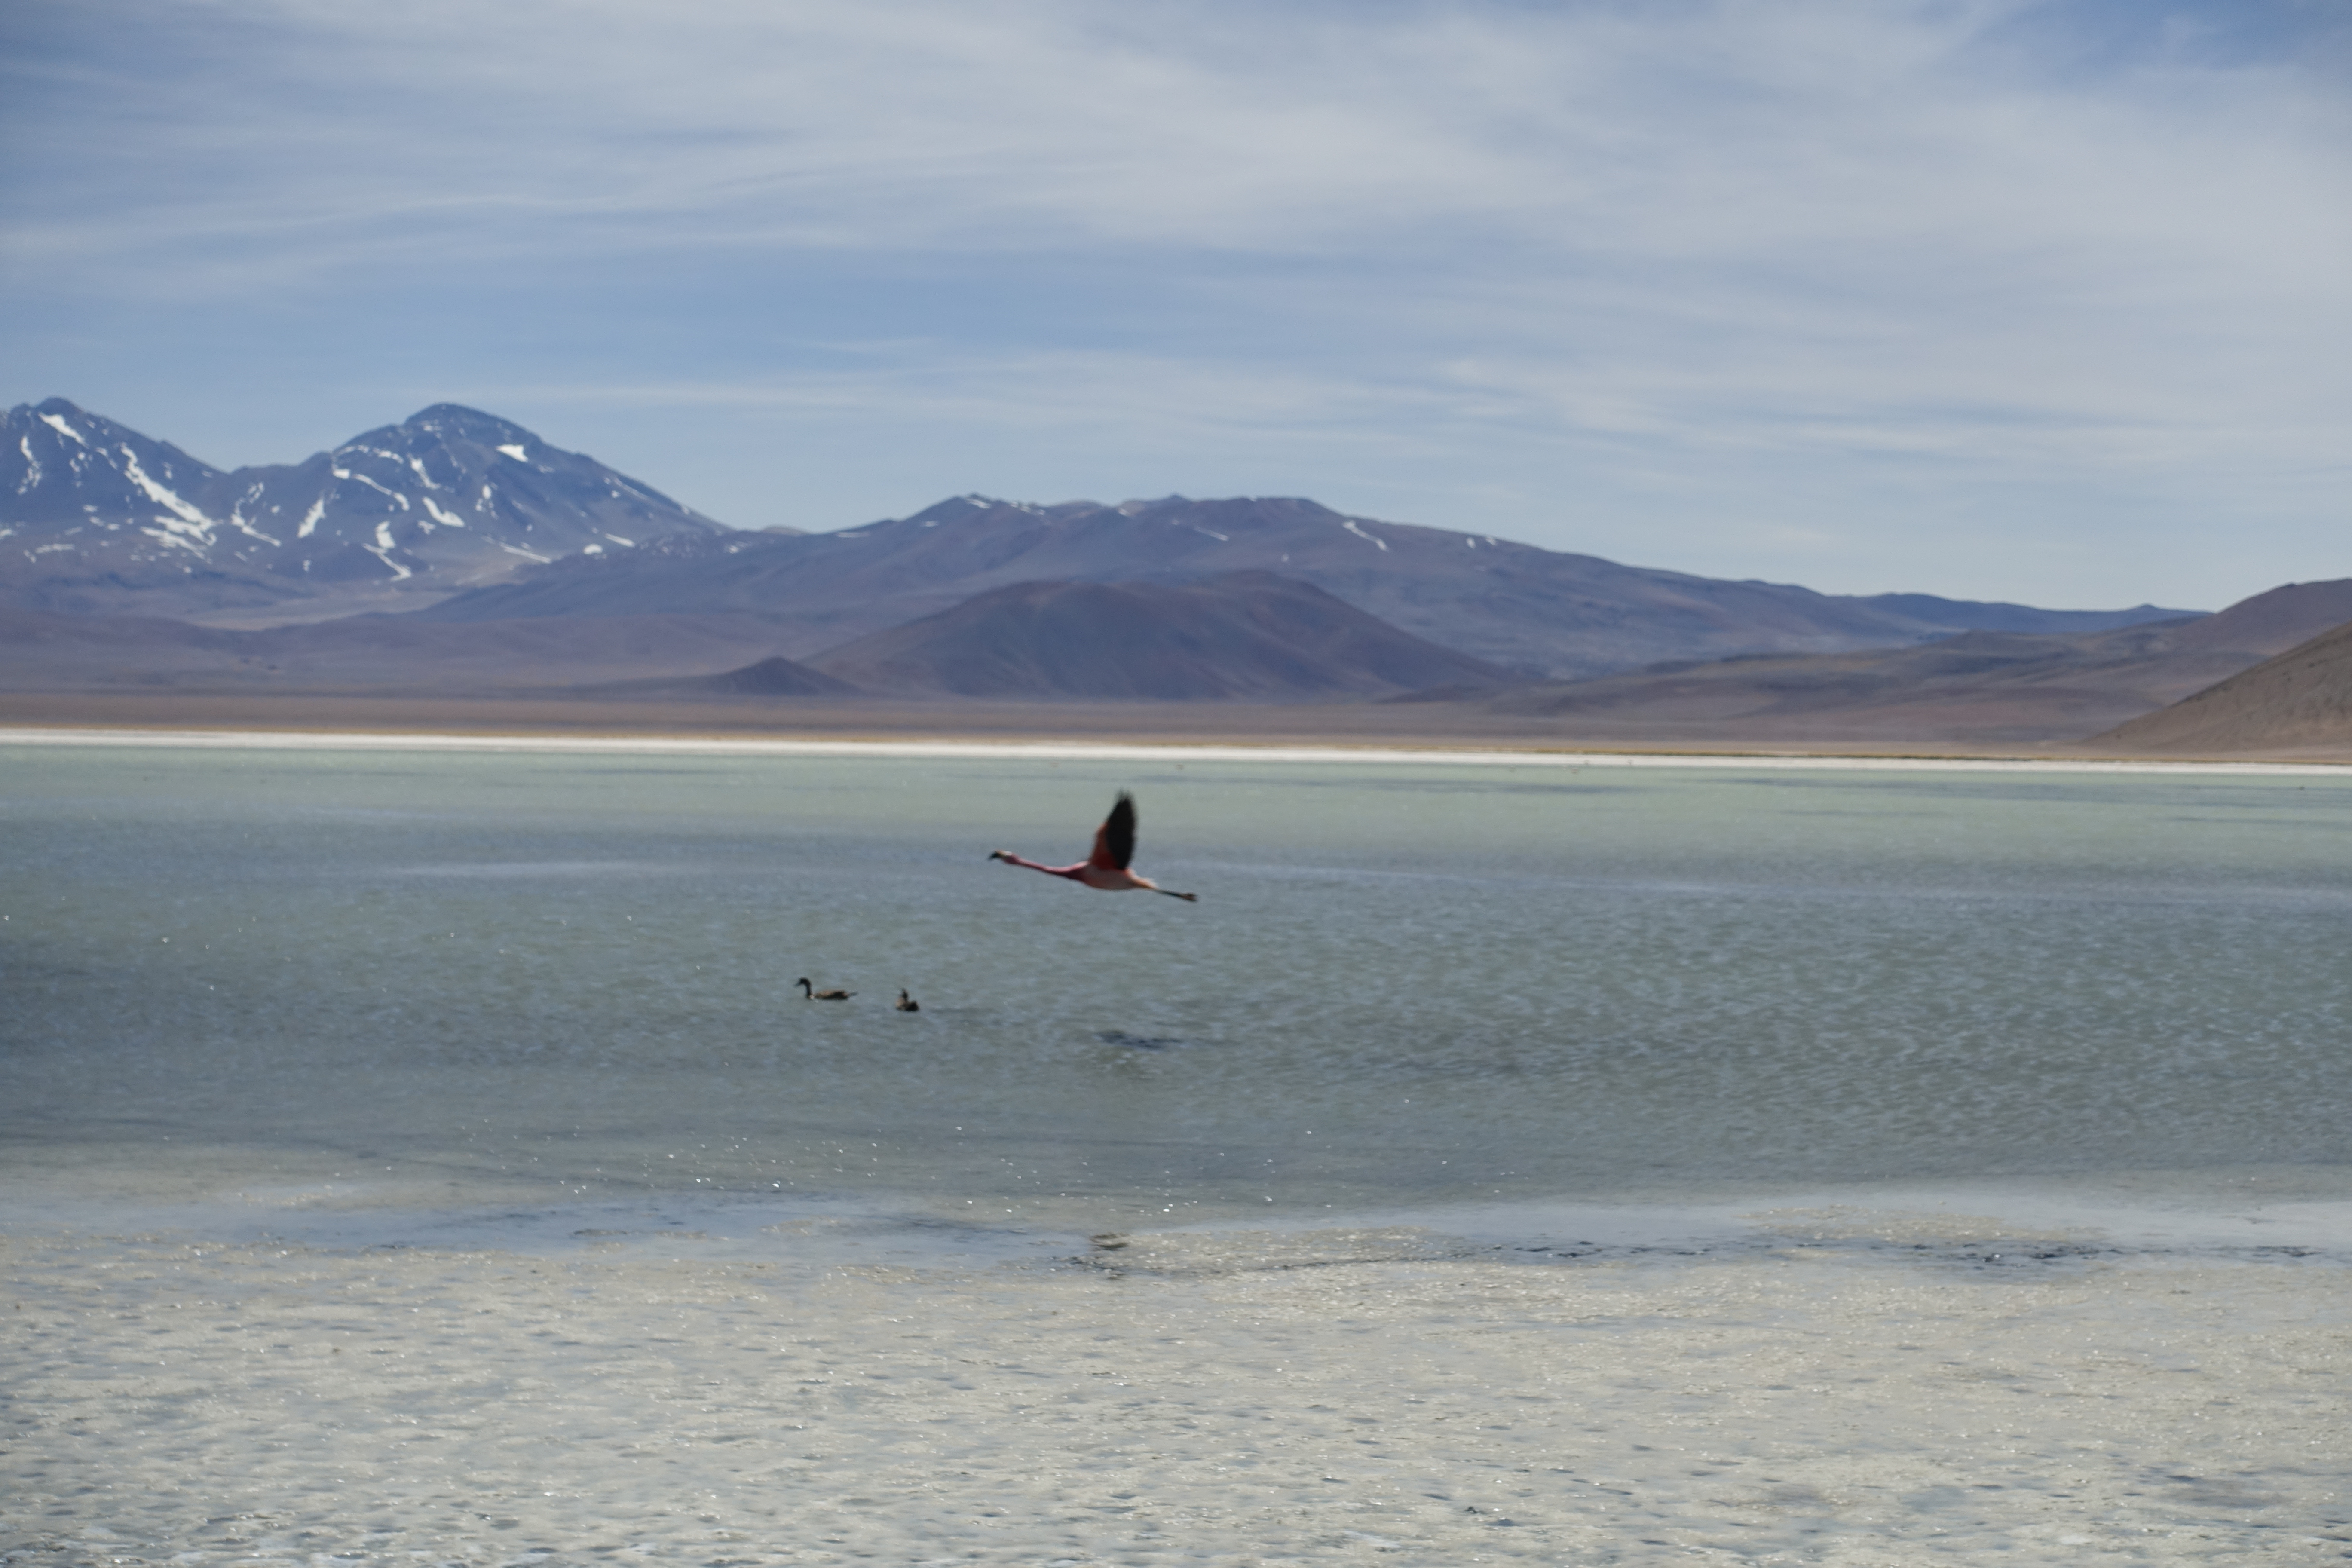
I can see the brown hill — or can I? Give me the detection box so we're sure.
[416,494,2192,680]
[1430,578,2352,746]
[809,571,1517,699]
[2145,579,2352,655]
[2089,616,2352,755]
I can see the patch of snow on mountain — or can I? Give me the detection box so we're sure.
[225,503,281,545]
[364,521,413,579]
[498,541,551,563]
[119,450,214,531]
[422,496,468,529]
[497,444,529,462]
[603,533,634,547]
[582,543,604,554]
[408,456,440,489]
[38,413,86,445]
[297,497,327,539]
[1194,527,1229,542]
[16,437,37,492]
[1341,518,1390,552]
[335,469,406,505]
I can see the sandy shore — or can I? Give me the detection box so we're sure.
[5,1205,2346,1565]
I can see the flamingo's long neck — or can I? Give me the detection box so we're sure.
[998,851,1086,880]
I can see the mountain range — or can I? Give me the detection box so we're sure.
[412,491,2190,680]
[13,397,2345,753]
[5,400,2196,678]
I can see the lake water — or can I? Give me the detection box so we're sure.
[5,738,2349,1565]
[6,741,2349,1225]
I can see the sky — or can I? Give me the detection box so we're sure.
[3,0,2346,610]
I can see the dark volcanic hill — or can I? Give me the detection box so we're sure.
[415,492,2193,679]
[809,572,1518,699]
[1,399,738,617]
[2090,610,2352,756]
[688,655,861,697]
[1433,578,2352,745]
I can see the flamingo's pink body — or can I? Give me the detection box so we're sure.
[990,793,1197,902]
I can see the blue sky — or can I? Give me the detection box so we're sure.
[4,0,2346,609]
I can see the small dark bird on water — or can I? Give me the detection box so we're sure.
[895,989,921,1012]
[796,978,854,1001]
[989,791,1197,901]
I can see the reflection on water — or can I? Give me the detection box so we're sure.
[3,744,2349,1223]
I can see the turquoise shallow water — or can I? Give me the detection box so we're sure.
[4,743,2349,1225]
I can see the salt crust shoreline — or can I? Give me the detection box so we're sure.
[3,725,2347,776]
[5,1209,2347,1565]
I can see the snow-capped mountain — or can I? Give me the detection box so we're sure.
[2,399,733,613]
[2,400,257,587]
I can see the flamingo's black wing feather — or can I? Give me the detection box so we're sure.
[1102,792,1137,870]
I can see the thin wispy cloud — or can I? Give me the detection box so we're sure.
[3,0,2345,603]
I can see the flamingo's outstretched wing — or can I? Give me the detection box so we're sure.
[1091,792,1137,871]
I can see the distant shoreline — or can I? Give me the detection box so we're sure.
[6,724,2347,776]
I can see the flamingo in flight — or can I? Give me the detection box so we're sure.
[990,792,1197,902]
